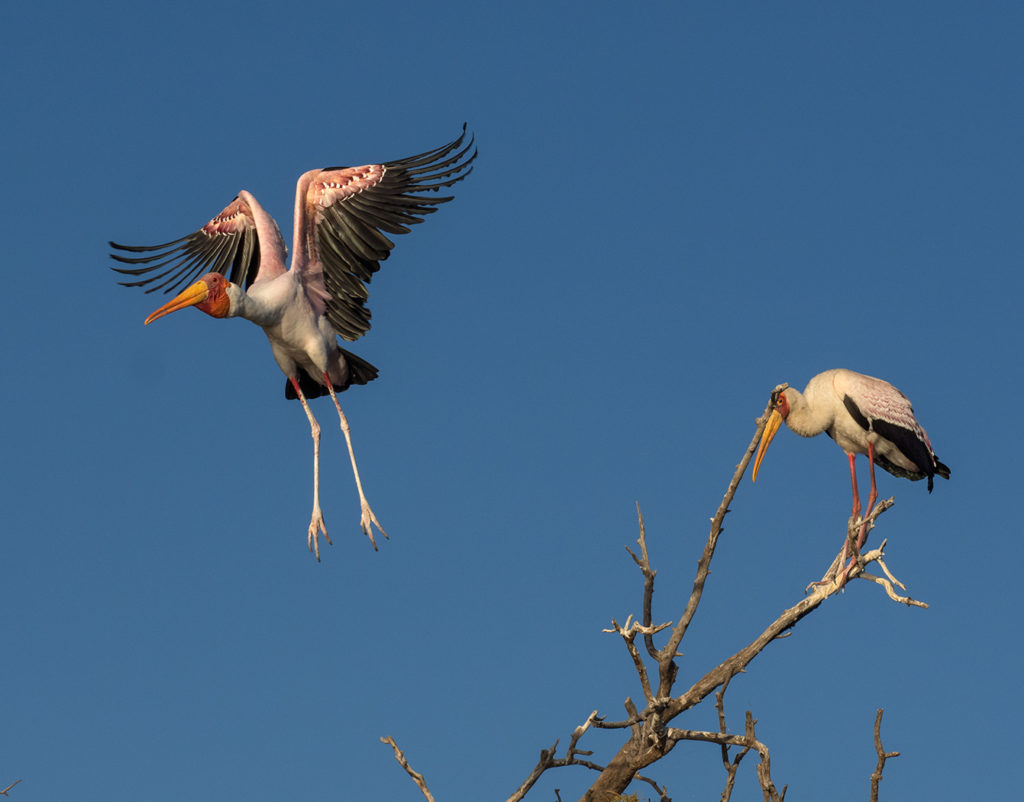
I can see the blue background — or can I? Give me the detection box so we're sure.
[2,3,1020,799]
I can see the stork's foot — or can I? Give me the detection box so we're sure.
[359,499,388,551]
[307,506,333,562]
[836,558,857,589]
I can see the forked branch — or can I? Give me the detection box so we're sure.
[870,709,900,802]
[666,711,786,802]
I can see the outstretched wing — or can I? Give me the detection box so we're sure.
[110,191,287,294]
[294,125,476,341]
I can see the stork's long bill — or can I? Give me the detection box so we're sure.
[144,276,231,325]
[751,407,784,482]
[144,280,210,325]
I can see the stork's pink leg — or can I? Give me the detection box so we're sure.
[837,452,863,589]
[838,444,882,588]
[858,441,879,551]
[323,372,388,550]
[290,377,332,561]
[848,453,862,520]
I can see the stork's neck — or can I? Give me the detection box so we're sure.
[783,385,834,439]
[225,284,278,328]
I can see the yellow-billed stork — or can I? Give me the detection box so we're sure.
[752,369,949,577]
[111,127,476,560]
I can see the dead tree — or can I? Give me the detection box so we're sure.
[385,395,919,800]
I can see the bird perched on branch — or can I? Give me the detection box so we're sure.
[752,368,949,580]
[111,126,476,560]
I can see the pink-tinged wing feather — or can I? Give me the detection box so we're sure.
[111,191,286,294]
[315,165,388,207]
[289,126,476,341]
[848,374,925,437]
[290,165,389,321]
[845,372,940,463]
[203,196,254,235]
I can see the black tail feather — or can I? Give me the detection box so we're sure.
[284,348,380,400]
[928,458,951,492]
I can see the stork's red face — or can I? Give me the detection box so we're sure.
[144,273,232,325]
[751,387,791,482]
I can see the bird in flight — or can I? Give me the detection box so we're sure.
[111,126,476,560]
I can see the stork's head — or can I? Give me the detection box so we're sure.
[751,384,792,482]
[144,273,237,325]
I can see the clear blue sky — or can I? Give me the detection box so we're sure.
[2,3,1020,800]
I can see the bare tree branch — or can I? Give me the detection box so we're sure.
[870,709,899,802]
[655,399,777,699]
[579,403,922,801]
[716,679,750,802]
[666,711,785,801]
[385,394,924,802]
[0,779,22,798]
[505,740,559,802]
[626,503,660,662]
[858,542,928,608]
[591,715,642,731]
[634,770,671,801]
[381,736,436,802]
[603,615,672,705]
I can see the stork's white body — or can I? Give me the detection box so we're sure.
[784,369,935,479]
[233,274,351,390]
[112,128,476,559]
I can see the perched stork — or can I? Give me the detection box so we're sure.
[751,369,949,577]
[111,127,476,560]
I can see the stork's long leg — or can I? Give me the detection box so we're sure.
[323,372,388,550]
[835,452,865,589]
[838,444,881,588]
[848,452,862,520]
[858,441,879,550]
[290,377,332,561]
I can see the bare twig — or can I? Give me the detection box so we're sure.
[859,567,928,608]
[626,503,661,661]
[634,771,671,801]
[381,736,436,802]
[0,779,22,798]
[603,615,672,704]
[506,740,559,802]
[716,679,751,802]
[666,712,785,801]
[872,545,906,590]
[870,709,899,802]
[591,715,642,730]
[745,711,786,802]
[566,711,599,761]
[504,713,619,802]
[657,398,778,698]
[857,544,927,607]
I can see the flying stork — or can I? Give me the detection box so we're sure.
[751,368,949,580]
[111,126,476,560]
